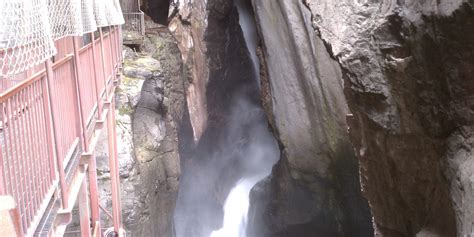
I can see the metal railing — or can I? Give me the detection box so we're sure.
[0,26,122,236]
[123,12,145,36]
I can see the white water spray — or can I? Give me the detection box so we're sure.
[210,1,273,237]
[235,0,260,84]
[210,176,263,237]
[174,1,276,235]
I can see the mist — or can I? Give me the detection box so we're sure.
[234,0,259,84]
[173,0,280,236]
[174,93,279,236]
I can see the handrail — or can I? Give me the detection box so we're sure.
[0,36,108,100]
[79,42,93,54]
[51,54,74,69]
[0,25,123,236]
[0,54,74,100]
[0,71,45,101]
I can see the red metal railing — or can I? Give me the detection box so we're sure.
[0,73,58,235]
[102,32,116,93]
[51,56,81,167]
[0,26,122,236]
[78,44,99,138]
[93,40,106,100]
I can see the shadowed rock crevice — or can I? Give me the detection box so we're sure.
[173,0,279,236]
[168,0,374,236]
[140,0,474,236]
[142,0,172,25]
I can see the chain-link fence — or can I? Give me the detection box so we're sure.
[0,0,124,80]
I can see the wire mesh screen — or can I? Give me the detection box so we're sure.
[93,0,108,27]
[0,0,124,79]
[82,0,98,33]
[105,0,125,26]
[0,0,56,78]
[48,0,83,39]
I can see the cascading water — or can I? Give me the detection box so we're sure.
[173,0,279,236]
[210,1,277,236]
[209,176,264,237]
[234,0,259,84]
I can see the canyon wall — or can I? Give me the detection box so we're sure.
[248,1,372,236]
[98,27,186,236]
[303,0,474,236]
[169,0,373,236]
[170,0,271,236]
[168,0,474,236]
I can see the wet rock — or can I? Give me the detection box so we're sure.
[249,1,372,236]
[169,1,272,236]
[306,0,474,236]
[168,0,474,236]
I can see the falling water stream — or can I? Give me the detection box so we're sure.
[173,0,278,236]
[209,176,264,237]
[234,0,259,83]
[210,1,277,237]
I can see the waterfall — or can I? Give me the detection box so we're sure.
[174,0,278,236]
[234,0,260,85]
[210,1,276,237]
[209,176,263,237]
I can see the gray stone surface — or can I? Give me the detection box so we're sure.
[249,1,372,236]
[96,27,186,237]
[168,0,372,236]
[168,0,474,236]
[168,0,209,142]
[303,0,474,236]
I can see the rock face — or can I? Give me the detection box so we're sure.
[301,0,474,236]
[170,0,273,236]
[130,29,185,236]
[96,28,186,236]
[169,0,212,142]
[169,0,373,236]
[168,0,474,236]
[248,1,373,236]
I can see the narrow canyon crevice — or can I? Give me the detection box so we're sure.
[112,0,474,236]
[142,0,172,25]
[169,0,373,236]
[172,1,280,236]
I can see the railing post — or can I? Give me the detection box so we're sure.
[78,178,91,237]
[72,37,87,150]
[73,35,105,234]
[88,32,102,226]
[99,28,109,99]
[44,59,68,208]
[108,26,116,73]
[88,152,101,225]
[90,32,102,119]
[107,97,122,233]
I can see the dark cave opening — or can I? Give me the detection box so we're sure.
[142,0,172,25]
